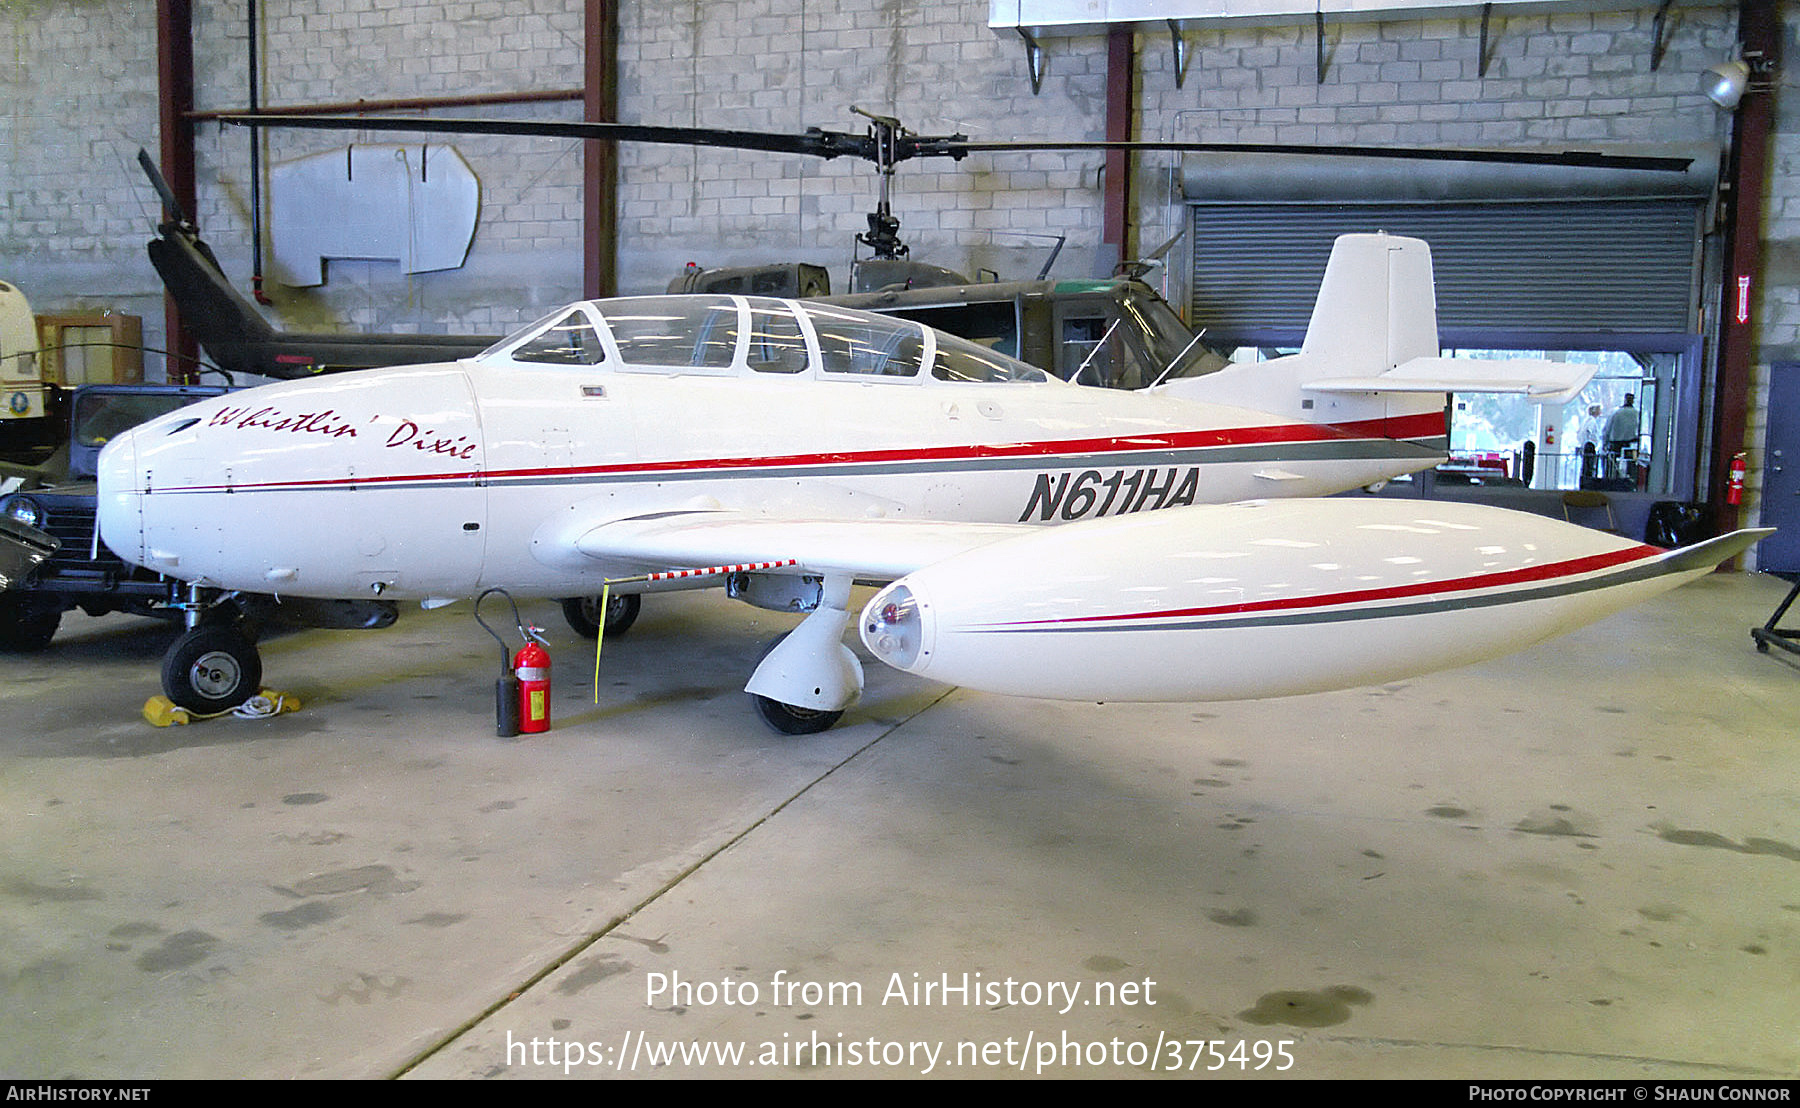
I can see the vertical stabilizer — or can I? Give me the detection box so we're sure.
[1151,231,1587,463]
[1152,233,1446,427]
[1299,232,1439,377]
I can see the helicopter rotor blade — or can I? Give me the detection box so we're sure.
[935,139,1693,174]
[216,113,874,161]
[217,112,1693,174]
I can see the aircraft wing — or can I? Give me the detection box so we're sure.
[1305,356,1597,404]
[572,510,1032,582]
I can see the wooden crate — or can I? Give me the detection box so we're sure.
[36,311,143,386]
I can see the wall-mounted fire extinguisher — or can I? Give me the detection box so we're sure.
[1727,452,1747,506]
[515,637,552,734]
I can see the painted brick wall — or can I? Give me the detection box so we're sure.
[1,1,167,371]
[6,1,1744,353]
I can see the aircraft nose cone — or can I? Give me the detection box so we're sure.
[95,430,143,568]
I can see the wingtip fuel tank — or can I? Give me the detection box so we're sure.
[860,499,1771,703]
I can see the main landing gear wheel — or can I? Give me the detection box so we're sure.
[751,694,843,736]
[561,593,641,638]
[161,624,262,715]
[749,630,845,736]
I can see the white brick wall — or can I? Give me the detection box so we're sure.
[0,2,167,365]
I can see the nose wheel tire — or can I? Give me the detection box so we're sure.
[161,625,263,715]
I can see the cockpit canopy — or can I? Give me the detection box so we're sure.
[476,296,1053,385]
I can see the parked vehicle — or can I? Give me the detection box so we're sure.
[2,384,232,650]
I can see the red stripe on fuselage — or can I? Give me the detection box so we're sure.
[162,413,1443,494]
[479,420,1397,483]
[1000,543,1664,629]
[1337,409,1447,443]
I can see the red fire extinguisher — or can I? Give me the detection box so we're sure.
[1727,452,1747,506]
[515,637,552,734]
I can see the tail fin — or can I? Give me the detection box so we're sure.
[1299,232,1439,374]
[1154,232,1444,422]
[147,221,282,375]
[148,220,494,379]
[1301,234,1594,403]
[1156,233,1595,421]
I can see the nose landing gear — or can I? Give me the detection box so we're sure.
[157,584,265,715]
[161,621,263,715]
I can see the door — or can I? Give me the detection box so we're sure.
[1761,362,1800,572]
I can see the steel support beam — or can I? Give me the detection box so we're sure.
[1102,26,1134,273]
[156,0,199,384]
[584,0,619,300]
[1709,0,1779,543]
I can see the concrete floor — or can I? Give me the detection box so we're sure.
[2,571,1798,1080]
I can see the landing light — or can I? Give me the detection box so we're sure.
[863,585,923,669]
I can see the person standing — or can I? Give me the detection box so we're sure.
[1604,394,1640,476]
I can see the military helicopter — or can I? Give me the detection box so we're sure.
[144,154,1213,391]
[149,193,1203,392]
[162,110,1689,387]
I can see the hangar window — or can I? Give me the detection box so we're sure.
[1441,350,1679,495]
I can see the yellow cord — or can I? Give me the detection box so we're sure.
[592,581,609,704]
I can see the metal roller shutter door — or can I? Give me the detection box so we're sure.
[1188,199,1702,336]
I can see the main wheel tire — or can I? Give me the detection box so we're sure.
[0,596,61,653]
[748,630,845,735]
[161,624,262,715]
[751,693,843,736]
[561,593,641,639]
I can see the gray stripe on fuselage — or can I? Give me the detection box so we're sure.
[971,554,1674,634]
[152,437,1443,496]
[477,438,1442,490]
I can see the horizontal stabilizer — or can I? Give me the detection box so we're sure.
[1306,356,1598,405]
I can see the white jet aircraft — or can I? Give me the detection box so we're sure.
[96,234,1766,731]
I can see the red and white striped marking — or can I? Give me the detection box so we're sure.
[641,558,798,582]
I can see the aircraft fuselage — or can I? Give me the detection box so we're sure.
[98,295,1441,603]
